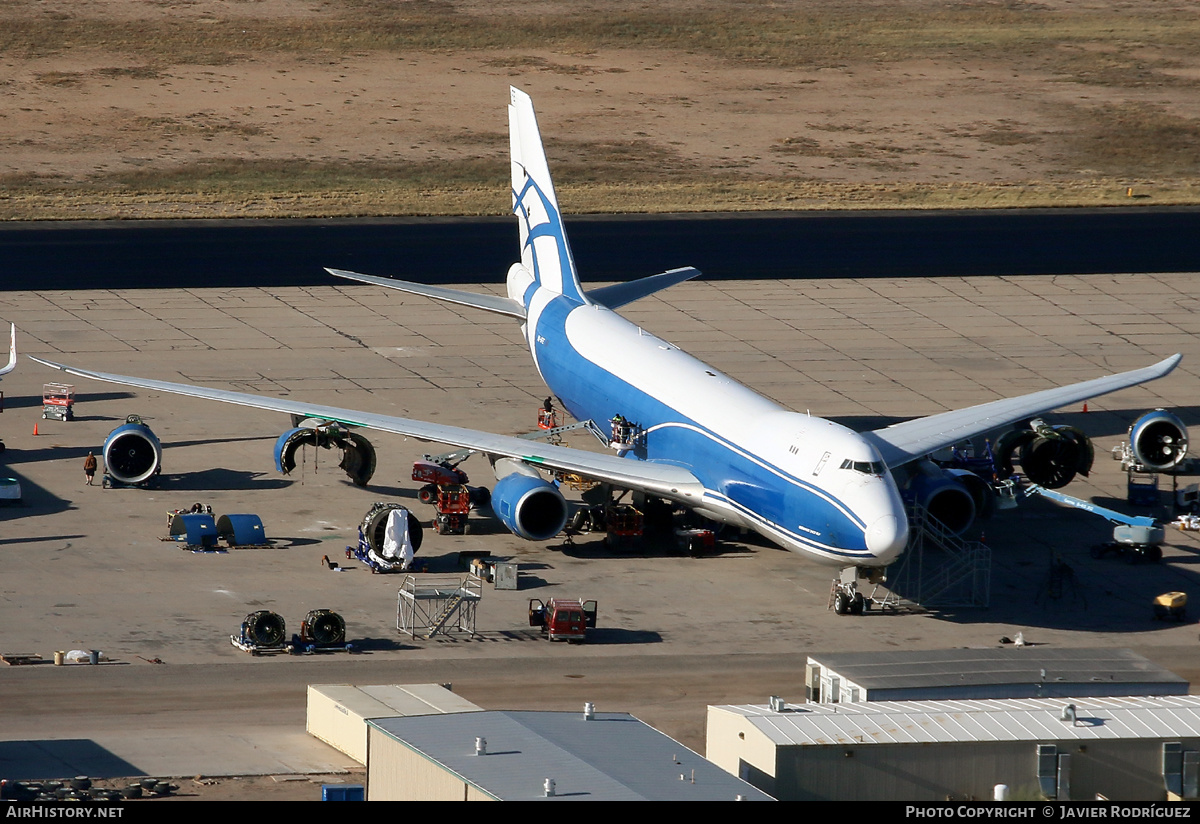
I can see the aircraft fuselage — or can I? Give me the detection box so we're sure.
[516,278,909,568]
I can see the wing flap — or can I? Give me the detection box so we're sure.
[864,354,1182,467]
[327,268,526,319]
[29,357,702,500]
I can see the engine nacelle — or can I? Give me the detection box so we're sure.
[901,464,979,535]
[491,472,569,541]
[103,417,162,485]
[274,424,377,486]
[996,421,1093,489]
[1129,409,1188,471]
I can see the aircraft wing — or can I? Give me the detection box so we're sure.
[29,356,703,499]
[863,354,1182,468]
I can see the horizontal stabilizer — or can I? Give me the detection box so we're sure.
[587,267,701,310]
[326,268,526,319]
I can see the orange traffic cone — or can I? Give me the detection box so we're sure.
[1082,403,1088,413]
[32,423,38,436]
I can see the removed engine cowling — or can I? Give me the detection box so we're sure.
[491,472,569,541]
[901,462,984,535]
[274,423,377,486]
[995,420,1093,489]
[103,416,162,485]
[1128,409,1188,471]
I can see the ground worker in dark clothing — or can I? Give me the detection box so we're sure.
[83,452,97,485]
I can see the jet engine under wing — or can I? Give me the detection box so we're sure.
[326,268,527,320]
[29,356,703,500]
[863,353,1182,468]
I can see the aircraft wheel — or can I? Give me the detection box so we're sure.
[833,590,850,615]
[850,592,865,615]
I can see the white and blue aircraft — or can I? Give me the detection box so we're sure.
[33,88,1181,612]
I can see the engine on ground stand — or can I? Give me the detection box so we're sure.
[102,415,162,488]
[1117,409,1189,471]
[274,419,377,486]
[348,502,423,572]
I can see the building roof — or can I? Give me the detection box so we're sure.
[807,647,1186,692]
[370,710,773,801]
[714,695,1200,747]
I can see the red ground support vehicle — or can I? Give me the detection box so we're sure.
[528,597,598,643]
[604,503,644,549]
[412,460,469,504]
[434,484,471,535]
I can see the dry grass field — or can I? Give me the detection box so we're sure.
[2,0,1199,218]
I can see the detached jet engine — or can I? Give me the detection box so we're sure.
[102,415,162,486]
[490,459,569,541]
[274,419,377,486]
[1124,408,1189,471]
[995,418,1094,489]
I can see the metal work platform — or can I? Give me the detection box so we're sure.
[876,505,992,610]
[396,575,483,640]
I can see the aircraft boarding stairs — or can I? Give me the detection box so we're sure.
[871,504,992,610]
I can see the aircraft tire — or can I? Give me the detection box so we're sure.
[833,591,850,615]
[850,592,865,615]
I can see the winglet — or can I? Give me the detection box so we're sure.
[0,324,15,377]
[509,87,588,305]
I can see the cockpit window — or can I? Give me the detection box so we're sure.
[840,459,885,476]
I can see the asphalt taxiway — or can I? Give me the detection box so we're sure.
[2,273,1200,788]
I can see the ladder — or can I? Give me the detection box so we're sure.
[424,593,464,639]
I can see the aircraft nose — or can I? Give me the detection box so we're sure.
[865,514,908,564]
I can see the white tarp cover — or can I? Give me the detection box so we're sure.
[378,508,415,570]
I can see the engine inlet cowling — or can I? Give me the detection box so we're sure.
[1129,409,1189,471]
[102,417,162,485]
[491,472,569,541]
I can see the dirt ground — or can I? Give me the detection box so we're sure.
[2,0,1200,217]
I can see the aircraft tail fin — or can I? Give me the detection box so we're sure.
[0,324,15,377]
[509,87,588,305]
